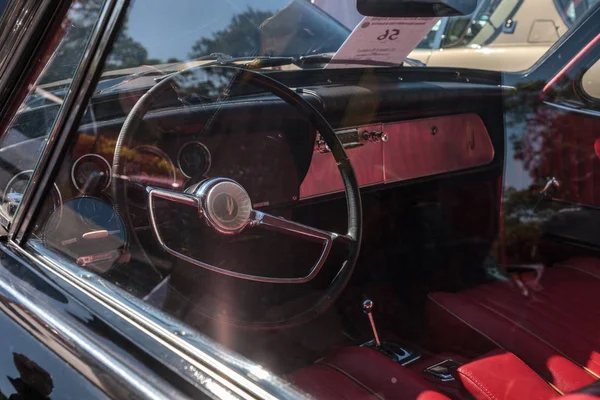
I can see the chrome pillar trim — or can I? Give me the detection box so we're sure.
[12,0,123,244]
[147,182,336,284]
[23,240,303,400]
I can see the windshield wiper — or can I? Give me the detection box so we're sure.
[192,52,296,69]
[192,52,425,70]
[298,53,426,68]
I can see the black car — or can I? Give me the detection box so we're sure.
[0,0,599,398]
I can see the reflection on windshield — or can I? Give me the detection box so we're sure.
[100,0,348,75]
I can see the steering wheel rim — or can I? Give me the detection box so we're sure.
[112,65,362,328]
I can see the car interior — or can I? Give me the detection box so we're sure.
[1,0,600,398]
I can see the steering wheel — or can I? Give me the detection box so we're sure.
[112,65,362,328]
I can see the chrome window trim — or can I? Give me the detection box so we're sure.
[22,240,305,400]
[0,242,191,400]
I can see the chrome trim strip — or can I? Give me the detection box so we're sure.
[543,100,600,118]
[0,242,190,400]
[23,240,297,399]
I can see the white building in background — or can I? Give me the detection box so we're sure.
[311,0,363,29]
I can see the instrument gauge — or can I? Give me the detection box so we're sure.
[178,142,211,179]
[71,154,111,194]
[2,170,62,226]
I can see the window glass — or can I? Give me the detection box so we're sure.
[23,0,600,398]
[415,19,442,49]
[428,0,597,71]
[0,2,105,223]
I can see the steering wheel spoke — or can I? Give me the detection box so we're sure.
[249,210,336,243]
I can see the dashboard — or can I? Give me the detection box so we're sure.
[7,72,505,295]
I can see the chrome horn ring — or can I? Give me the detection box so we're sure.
[146,177,337,284]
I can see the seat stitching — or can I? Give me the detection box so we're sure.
[427,293,504,349]
[428,293,590,392]
[555,263,600,280]
[469,287,600,357]
[457,369,497,400]
[317,361,385,400]
[473,300,600,380]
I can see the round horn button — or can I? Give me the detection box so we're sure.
[202,180,252,234]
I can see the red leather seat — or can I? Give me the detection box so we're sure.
[428,257,600,394]
[289,346,451,399]
[289,346,600,399]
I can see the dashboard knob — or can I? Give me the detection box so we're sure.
[315,138,330,153]
[362,131,388,143]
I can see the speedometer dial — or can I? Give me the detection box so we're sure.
[178,141,211,178]
[124,145,176,186]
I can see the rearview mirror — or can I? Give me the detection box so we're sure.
[357,0,478,17]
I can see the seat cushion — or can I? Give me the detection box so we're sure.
[456,349,559,400]
[428,258,600,393]
[289,347,450,399]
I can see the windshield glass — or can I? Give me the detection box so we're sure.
[12,0,600,398]
[104,0,349,72]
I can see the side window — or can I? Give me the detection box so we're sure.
[0,2,105,223]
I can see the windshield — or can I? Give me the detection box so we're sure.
[103,0,348,76]
[5,0,600,397]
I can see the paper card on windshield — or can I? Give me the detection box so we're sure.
[326,17,439,68]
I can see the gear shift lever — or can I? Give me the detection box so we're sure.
[362,299,381,347]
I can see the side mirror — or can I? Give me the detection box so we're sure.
[356,0,478,17]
